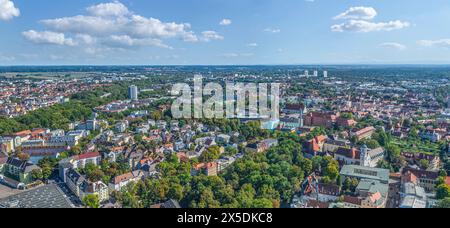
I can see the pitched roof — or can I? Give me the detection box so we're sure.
[343,196,362,206]
[402,167,439,180]
[66,169,85,184]
[14,130,32,137]
[6,158,40,173]
[335,147,360,159]
[112,172,134,185]
[76,152,100,160]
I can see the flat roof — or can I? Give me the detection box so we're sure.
[0,184,73,208]
[340,165,390,183]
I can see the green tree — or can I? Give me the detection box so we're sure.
[31,169,43,180]
[436,184,450,199]
[41,165,53,180]
[366,140,380,149]
[436,198,450,208]
[419,159,430,170]
[82,194,100,208]
[200,146,221,163]
[386,144,401,162]
[151,111,162,121]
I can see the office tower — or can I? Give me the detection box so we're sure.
[128,85,139,100]
[304,70,309,77]
[313,71,318,77]
[323,71,328,78]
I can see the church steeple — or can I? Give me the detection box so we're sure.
[360,144,370,167]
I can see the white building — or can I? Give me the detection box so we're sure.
[128,85,139,101]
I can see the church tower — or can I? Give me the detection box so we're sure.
[360,145,371,167]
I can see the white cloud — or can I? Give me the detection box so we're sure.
[221,53,254,58]
[22,30,76,46]
[220,19,232,26]
[334,7,377,20]
[23,1,224,53]
[264,27,281,33]
[417,39,450,48]
[201,31,224,42]
[246,43,258,47]
[106,35,173,49]
[86,1,129,17]
[0,54,15,62]
[0,0,20,21]
[379,42,407,50]
[331,20,410,33]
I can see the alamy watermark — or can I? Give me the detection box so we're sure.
[171,75,280,123]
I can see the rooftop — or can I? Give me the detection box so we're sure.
[340,165,390,183]
[0,184,73,208]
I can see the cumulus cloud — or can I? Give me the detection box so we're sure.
[332,6,409,33]
[334,7,377,20]
[22,30,76,46]
[0,0,20,21]
[331,20,410,33]
[417,39,450,48]
[201,31,224,42]
[379,42,407,50]
[86,1,129,17]
[105,35,173,49]
[23,1,223,51]
[220,19,232,26]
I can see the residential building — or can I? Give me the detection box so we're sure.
[402,168,440,192]
[350,126,376,140]
[128,85,139,101]
[304,112,337,128]
[246,139,278,153]
[109,170,144,192]
[191,162,218,176]
[1,158,40,187]
[420,130,442,142]
[81,181,109,203]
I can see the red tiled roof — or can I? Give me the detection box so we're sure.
[112,172,133,185]
[344,196,362,206]
[402,167,439,180]
[446,177,450,186]
[354,126,376,136]
[15,130,31,137]
[77,152,100,160]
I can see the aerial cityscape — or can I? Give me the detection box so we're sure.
[0,0,450,212]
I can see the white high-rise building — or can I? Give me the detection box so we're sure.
[313,71,318,77]
[323,71,328,78]
[128,85,139,101]
[304,70,309,77]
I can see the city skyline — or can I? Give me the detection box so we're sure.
[1,0,450,65]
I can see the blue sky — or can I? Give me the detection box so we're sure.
[1,0,450,65]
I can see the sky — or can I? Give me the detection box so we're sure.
[1,0,450,65]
